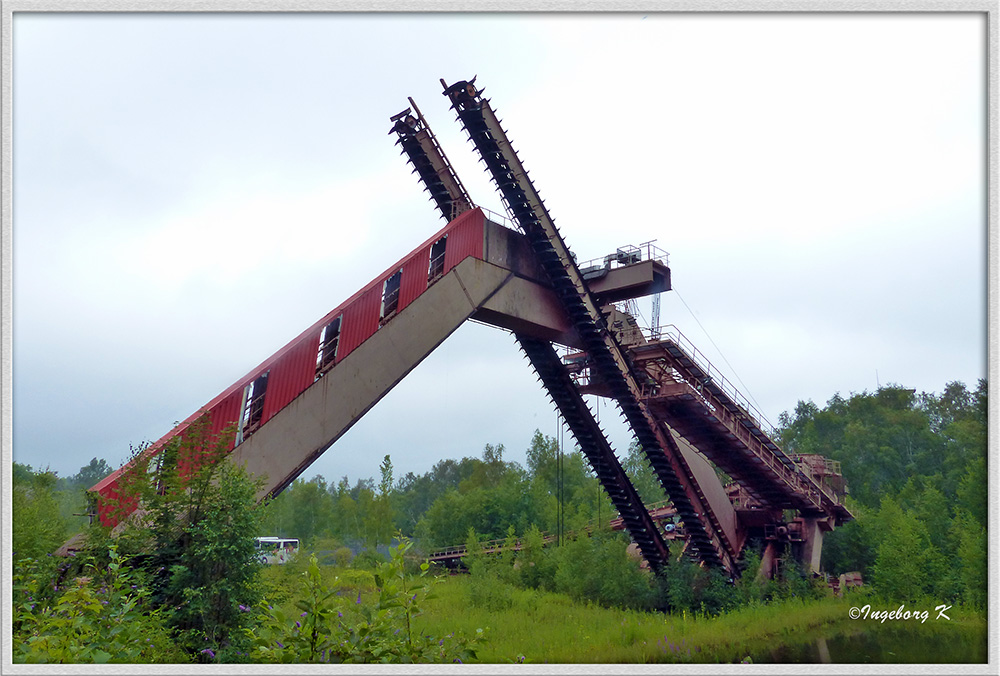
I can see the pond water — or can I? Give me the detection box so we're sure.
[750,621,987,664]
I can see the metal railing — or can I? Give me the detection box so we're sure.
[642,324,842,513]
[648,324,779,440]
[479,205,517,231]
[576,240,670,273]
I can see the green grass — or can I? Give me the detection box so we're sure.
[259,561,987,664]
[413,576,985,664]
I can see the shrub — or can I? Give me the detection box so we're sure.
[12,464,70,560]
[12,546,186,664]
[352,548,387,570]
[83,415,266,661]
[248,539,483,663]
[550,530,658,610]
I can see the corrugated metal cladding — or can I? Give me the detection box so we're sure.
[95,208,487,526]
[398,246,431,312]
[337,285,381,359]
[443,208,485,273]
[260,336,318,423]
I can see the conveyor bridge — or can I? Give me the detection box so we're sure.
[86,78,851,578]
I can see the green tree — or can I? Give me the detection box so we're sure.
[952,509,987,608]
[364,455,395,550]
[12,463,69,560]
[621,441,663,505]
[868,497,939,602]
[285,476,335,546]
[70,457,114,490]
[92,414,265,660]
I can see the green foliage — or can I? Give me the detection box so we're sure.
[464,527,519,612]
[866,498,937,602]
[550,530,659,610]
[82,414,266,661]
[248,540,483,663]
[952,510,987,609]
[12,546,186,664]
[516,524,556,590]
[779,380,987,607]
[621,441,664,505]
[12,463,71,560]
[352,548,388,570]
[162,459,265,658]
[662,548,732,615]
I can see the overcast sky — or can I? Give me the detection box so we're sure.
[11,11,988,488]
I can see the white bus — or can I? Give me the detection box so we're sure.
[255,537,300,565]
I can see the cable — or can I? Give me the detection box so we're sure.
[673,287,767,417]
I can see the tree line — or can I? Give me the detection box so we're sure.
[778,379,987,606]
[13,378,988,624]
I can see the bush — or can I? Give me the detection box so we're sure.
[248,539,483,663]
[333,546,354,568]
[352,548,387,570]
[12,546,186,663]
[550,530,658,610]
[12,464,71,560]
[83,415,266,661]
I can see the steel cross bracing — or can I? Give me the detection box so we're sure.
[441,78,737,571]
[390,100,672,572]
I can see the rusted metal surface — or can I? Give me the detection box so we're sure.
[89,80,851,582]
[631,327,852,524]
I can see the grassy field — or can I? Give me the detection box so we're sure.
[262,563,987,665]
[416,575,851,663]
[417,576,986,664]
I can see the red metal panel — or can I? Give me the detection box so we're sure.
[337,285,380,360]
[398,244,431,312]
[261,334,320,423]
[443,208,485,274]
[208,388,245,447]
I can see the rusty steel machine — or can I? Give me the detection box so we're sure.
[84,78,851,579]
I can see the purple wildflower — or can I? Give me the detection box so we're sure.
[356,592,361,604]
[239,604,249,612]
[200,648,215,659]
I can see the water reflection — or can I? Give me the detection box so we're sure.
[755,622,987,663]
